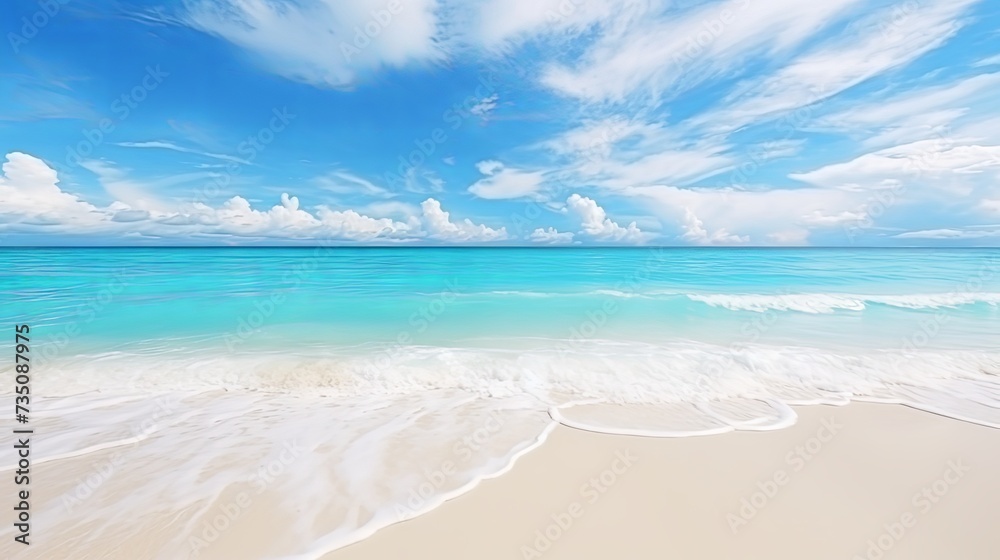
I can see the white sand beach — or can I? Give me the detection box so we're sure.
[327,403,1000,560]
[6,401,999,560]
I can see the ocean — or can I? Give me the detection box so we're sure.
[2,247,999,558]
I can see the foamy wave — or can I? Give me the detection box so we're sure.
[687,292,1000,313]
[3,341,999,558]
[446,289,1000,312]
[18,341,1000,413]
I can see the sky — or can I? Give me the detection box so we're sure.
[1,0,999,246]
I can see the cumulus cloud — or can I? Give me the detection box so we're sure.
[680,208,748,245]
[0,152,102,225]
[208,193,321,235]
[0,152,510,244]
[565,193,645,243]
[624,184,858,244]
[529,227,574,244]
[316,207,416,240]
[420,198,507,241]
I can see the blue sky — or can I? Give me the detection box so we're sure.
[1,0,999,245]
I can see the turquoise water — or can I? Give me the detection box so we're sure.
[3,247,1000,408]
[5,247,1000,357]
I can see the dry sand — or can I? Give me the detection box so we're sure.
[328,403,1000,560]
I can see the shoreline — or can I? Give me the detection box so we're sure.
[5,400,999,559]
[326,402,1000,560]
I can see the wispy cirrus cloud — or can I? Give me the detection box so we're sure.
[115,140,253,165]
[176,0,444,88]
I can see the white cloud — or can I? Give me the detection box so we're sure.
[115,140,252,165]
[680,208,748,245]
[468,161,545,199]
[753,139,806,160]
[420,198,507,241]
[316,207,416,240]
[979,199,1000,215]
[895,228,1000,239]
[474,0,622,47]
[545,117,645,161]
[469,94,499,118]
[529,227,574,244]
[973,54,1000,67]
[475,160,504,175]
[790,140,1000,196]
[540,0,867,104]
[820,73,1000,130]
[180,0,443,88]
[594,144,734,188]
[0,152,516,244]
[205,193,321,236]
[816,72,1000,148]
[359,200,422,220]
[78,159,174,213]
[625,184,859,243]
[315,171,394,198]
[0,152,102,225]
[766,229,810,245]
[565,193,645,243]
[798,210,869,227]
[695,0,981,132]
[399,167,445,193]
